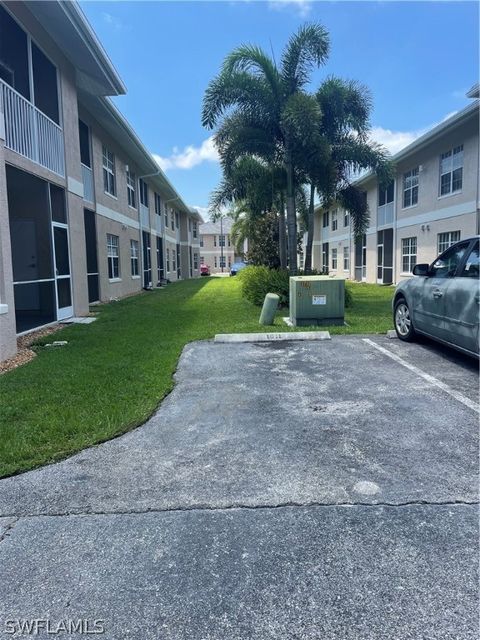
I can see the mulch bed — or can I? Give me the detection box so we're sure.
[0,324,65,375]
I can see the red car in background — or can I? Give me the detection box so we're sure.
[200,264,210,276]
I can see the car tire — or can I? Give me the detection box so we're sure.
[394,297,416,342]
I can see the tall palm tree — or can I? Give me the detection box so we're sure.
[202,24,330,274]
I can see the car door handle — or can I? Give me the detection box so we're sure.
[433,289,443,298]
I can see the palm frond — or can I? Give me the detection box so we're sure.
[222,44,281,99]
[281,23,330,92]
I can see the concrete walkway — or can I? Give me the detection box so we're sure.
[0,336,478,638]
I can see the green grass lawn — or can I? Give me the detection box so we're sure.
[0,277,393,477]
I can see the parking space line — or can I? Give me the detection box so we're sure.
[362,338,479,414]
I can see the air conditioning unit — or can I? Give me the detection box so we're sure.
[289,276,345,327]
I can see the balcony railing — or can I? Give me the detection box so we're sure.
[0,79,65,177]
[377,201,394,226]
[140,203,150,228]
[81,164,94,202]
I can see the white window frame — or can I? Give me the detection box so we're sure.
[126,169,136,209]
[322,211,329,228]
[139,179,148,208]
[164,203,169,228]
[439,145,463,197]
[154,192,162,217]
[401,237,417,274]
[107,233,120,280]
[130,239,139,277]
[102,146,116,197]
[193,253,198,270]
[343,245,350,271]
[170,210,175,230]
[331,247,338,270]
[403,168,419,209]
[344,211,349,227]
[438,231,461,254]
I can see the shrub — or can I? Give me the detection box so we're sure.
[239,266,354,309]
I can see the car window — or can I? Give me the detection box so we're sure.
[430,241,470,278]
[459,240,480,278]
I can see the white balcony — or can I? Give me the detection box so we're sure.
[140,203,150,228]
[81,164,94,202]
[154,214,162,234]
[0,79,65,177]
[377,201,394,227]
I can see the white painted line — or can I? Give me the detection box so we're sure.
[215,331,331,343]
[363,338,479,414]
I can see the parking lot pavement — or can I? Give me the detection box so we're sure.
[0,336,478,639]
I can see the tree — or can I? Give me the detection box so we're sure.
[202,24,330,274]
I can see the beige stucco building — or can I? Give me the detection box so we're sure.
[199,217,245,273]
[312,89,479,284]
[0,1,202,362]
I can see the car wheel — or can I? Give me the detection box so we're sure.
[394,298,416,342]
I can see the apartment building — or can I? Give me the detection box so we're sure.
[199,217,245,273]
[0,1,201,362]
[312,88,479,284]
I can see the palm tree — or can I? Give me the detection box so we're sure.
[202,24,330,274]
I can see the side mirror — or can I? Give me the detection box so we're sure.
[412,263,430,276]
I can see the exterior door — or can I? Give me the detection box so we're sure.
[156,236,164,283]
[53,224,73,320]
[377,229,393,284]
[83,209,99,303]
[176,244,181,279]
[355,234,366,281]
[142,231,152,288]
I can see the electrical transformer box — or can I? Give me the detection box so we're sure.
[289,276,345,326]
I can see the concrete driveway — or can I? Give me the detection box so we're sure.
[0,336,478,639]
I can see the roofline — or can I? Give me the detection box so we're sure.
[100,97,195,215]
[467,83,479,98]
[356,100,479,186]
[61,1,127,95]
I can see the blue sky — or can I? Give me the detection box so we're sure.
[80,0,479,217]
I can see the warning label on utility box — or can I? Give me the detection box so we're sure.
[312,295,326,305]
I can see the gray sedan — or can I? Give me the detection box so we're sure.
[393,236,479,357]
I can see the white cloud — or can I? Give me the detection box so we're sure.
[153,136,219,172]
[191,205,211,221]
[268,0,312,17]
[102,12,125,32]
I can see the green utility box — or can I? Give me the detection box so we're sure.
[289,276,345,326]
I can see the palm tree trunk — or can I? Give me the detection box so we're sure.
[278,192,287,269]
[285,144,297,274]
[304,182,315,273]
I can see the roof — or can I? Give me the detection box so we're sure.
[26,1,126,96]
[467,83,479,99]
[200,217,235,235]
[356,99,479,186]
[79,93,199,217]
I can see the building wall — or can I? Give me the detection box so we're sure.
[199,233,236,272]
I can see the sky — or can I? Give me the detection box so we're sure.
[80,0,479,218]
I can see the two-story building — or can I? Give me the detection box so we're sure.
[199,217,246,273]
[312,88,479,283]
[0,1,201,362]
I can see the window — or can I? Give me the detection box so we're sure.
[175,212,179,229]
[154,193,162,216]
[164,203,169,228]
[440,145,463,196]
[127,169,136,208]
[460,240,479,279]
[193,222,198,239]
[322,243,329,273]
[228,257,232,268]
[344,211,349,227]
[227,235,231,247]
[403,168,418,208]
[214,236,217,247]
[107,234,120,279]
[378,181,394,206]
[166,248,170,272]
[139,179,148,207]
[200,256,205,264]
[343,246,349,271]
[331,210,338,231]
[102,147,116,196]
[193,253,199,270]
[214,256,218,268]
[130,239,139,276]
[430,240,470,278]
[331,248,338,270]
[172,249,176,272]
[322,211,329,228]
[79,120,91,168]
[219,256,226,268]
[200,237,204,247]
[188,218,192,232]
[156,237,163,281]
[401,237,417,274]
[171,210,175,230]
[219,235,226,247]
[438,231,460,254]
